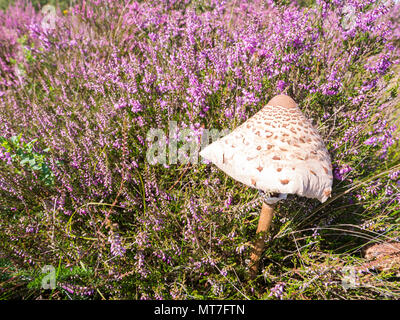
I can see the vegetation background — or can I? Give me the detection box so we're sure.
[0,0,399,299]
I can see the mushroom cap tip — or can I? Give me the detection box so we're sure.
[267,94,298,109]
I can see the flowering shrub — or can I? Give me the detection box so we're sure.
[0,0,399,299]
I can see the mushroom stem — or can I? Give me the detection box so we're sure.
[249,202,275,279]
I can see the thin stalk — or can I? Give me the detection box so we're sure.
[249,202,275,279]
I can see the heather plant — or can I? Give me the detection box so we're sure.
[0,0,399,300]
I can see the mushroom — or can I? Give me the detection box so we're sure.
[200,94,333,278]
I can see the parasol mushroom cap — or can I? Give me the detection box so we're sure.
[200,94,333,203]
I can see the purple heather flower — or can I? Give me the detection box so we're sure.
[276,80,287,92]
[108,233,126,257]
[269,283,285,299]
[389,170,400,181]
[334,165,353,181]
